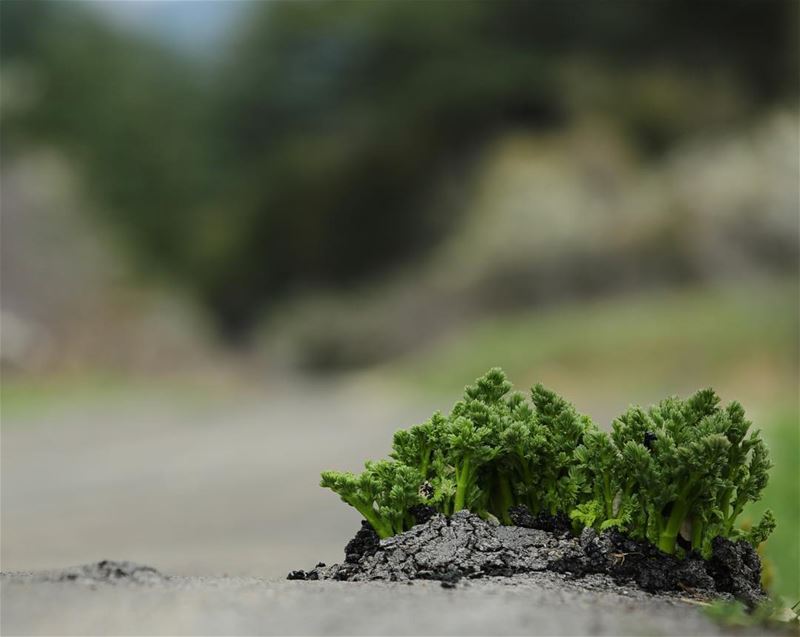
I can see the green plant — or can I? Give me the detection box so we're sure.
[320,460,422,539]
[321,368,775,552]
[747,409,800,602]
[703,597,798,631]
[572,389,775,556]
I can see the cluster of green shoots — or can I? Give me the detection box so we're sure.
[321,368,775,557]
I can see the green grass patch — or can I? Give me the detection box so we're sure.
[747,409,800,603]
[387,280,798,400]
[1,373,239,423]
[1,374,132,419]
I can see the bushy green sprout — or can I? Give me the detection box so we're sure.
[446,370,589,521]
[745,509,776,548]
[427,448,457,515]
[447,415,497,512]
[581,388,775,556]
[492,397,547,524]
[530,384,593,515]
[320,460,421,539]
[570,429,648,533]
[391,412,446,481]
[321,369,775,556]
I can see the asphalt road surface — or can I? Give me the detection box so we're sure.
[1,569,754,636]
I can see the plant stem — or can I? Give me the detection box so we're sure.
[353,501,392,539]
[497,474,514,524]
[657,498,690,554]
[603,474,614,518]
[454,459,471,511]
[691,516,704,552]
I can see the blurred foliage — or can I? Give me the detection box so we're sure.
[2,0,797,338]
[746,410,800,603]
[704,597,797,631]
[258,112,798,370]
[387,278,798,400]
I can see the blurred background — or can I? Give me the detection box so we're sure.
[1,0,798,602]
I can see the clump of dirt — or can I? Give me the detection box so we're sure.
[554,527,715,593]
[509,505,572,536]
[707,536,765,605]
[408,504,437,526]
[288,511,764,606]
[344,521,382,563]
[3,560,165,586]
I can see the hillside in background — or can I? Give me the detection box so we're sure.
[260,111,798,370]
[2,0,797,353]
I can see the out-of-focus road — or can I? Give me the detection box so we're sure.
[1,377,437,577]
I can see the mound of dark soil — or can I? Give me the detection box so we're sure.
[289,511,764,606]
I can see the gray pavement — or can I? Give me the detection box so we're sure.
[1,571,742,636]
[1,378,438,577]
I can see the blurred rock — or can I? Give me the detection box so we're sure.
[0,152,225,376]
[260,112,799,371]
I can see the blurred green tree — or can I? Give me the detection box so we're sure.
[2,0,796,339]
